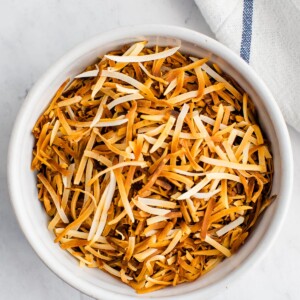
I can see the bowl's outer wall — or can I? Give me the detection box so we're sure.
[8,25,293,300]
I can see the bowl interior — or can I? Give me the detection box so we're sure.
[9,31,286,300]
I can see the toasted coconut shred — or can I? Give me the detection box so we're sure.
[32,42,274,294]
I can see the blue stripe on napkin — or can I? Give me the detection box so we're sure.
[240,0,254,63]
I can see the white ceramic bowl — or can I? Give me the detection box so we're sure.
[8,25,293,300]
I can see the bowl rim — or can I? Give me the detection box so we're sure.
[7,24,293,300]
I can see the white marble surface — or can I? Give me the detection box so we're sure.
[0,0,299,299]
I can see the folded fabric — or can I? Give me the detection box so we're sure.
[194,0,300,131]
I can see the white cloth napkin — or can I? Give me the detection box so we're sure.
[194,0,300,131]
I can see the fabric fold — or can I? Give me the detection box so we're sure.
[195,0,300,131]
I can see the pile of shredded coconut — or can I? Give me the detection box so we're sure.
[32,41,274,294]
